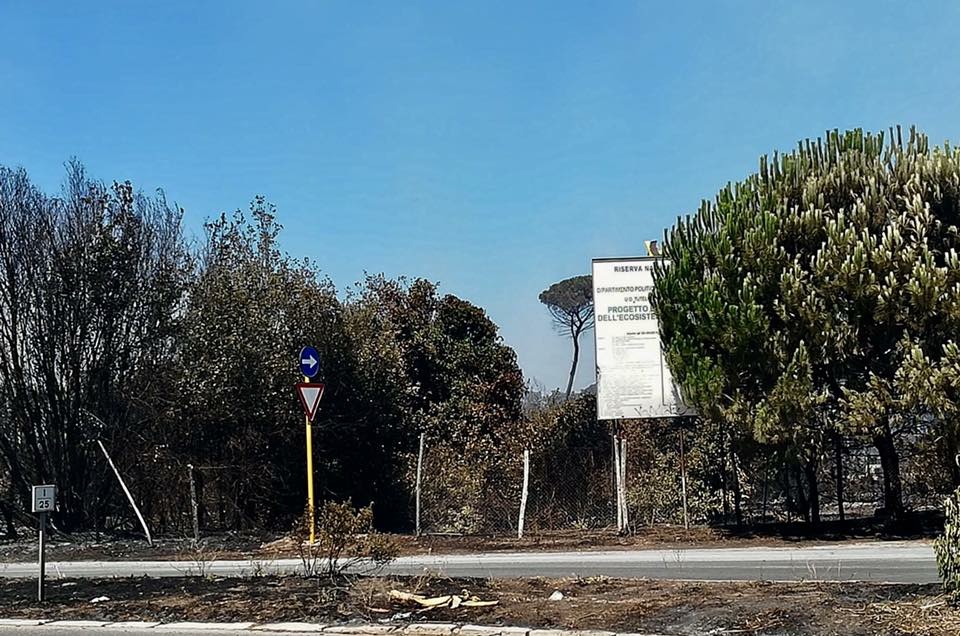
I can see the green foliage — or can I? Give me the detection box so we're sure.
[655,126,960,521]
[539,275,594,324]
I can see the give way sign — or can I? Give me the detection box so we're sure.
[296,383,325,422]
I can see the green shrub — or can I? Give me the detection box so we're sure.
[934,487,960,595]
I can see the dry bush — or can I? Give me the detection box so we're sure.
[294,499,398,579]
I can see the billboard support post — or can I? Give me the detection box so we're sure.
[619,438,628,532]
[679,423,689,530]
[613,435,622,531]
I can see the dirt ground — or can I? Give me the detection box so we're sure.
[0,574,957,635]
[0,514,942,563]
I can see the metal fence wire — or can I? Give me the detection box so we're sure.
[417,439,520,535]
[525,446,614,531]
[146,430,946,541]
[411,430,947,537]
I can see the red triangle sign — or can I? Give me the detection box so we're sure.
[296,383,325,422]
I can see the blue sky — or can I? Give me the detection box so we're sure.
[2,2,960,391]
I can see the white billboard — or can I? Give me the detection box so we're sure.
[592,257,693,420]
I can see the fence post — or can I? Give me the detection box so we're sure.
[188,464,200,546]
[518,449,530,539]
[415,432,425,536]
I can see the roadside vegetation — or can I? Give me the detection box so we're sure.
[2,127,960,564]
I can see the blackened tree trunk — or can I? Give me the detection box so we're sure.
[804,455,820,526]
[0,499,15,539]
[794,464,810,523]
[874,425,903,520]
[196,469,207,531]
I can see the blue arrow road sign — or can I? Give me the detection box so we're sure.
[299,346,320,378]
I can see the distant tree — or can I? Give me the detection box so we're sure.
[539,275,594,399]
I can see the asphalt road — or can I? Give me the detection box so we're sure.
[0,629,287,635]
[0,541,938,583]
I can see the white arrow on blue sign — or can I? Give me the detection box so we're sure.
[299,346,320,378]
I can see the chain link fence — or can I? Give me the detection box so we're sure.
[129,429,946,542]
[416,439,521,535]
[412,431,944,537]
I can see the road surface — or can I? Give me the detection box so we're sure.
[0,541,938,583]
[0,627,327,635]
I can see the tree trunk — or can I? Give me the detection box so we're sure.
[565,331,581,399]
[804,455,820,526]
[760,459,769,524]
[196,469,206,530]
[0,499,15,540]
[794,464,810,523]
[874,427,903,520]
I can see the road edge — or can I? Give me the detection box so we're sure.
[0,619,667,635]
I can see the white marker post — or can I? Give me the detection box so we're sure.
[31,485,55,602]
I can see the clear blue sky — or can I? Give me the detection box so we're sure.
[2,2,960,391]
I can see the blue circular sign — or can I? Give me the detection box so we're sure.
[299,346,320,378]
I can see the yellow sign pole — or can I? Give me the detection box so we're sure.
[304,374,315,544]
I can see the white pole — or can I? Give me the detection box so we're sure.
[415,432,425,536]
[620,438,629,532]
[188,464,200,545]
[518,449,530,539]
[37,512,46,602]
[680,426,689,530]
[97,440,152,546]
[614,436,623,531]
